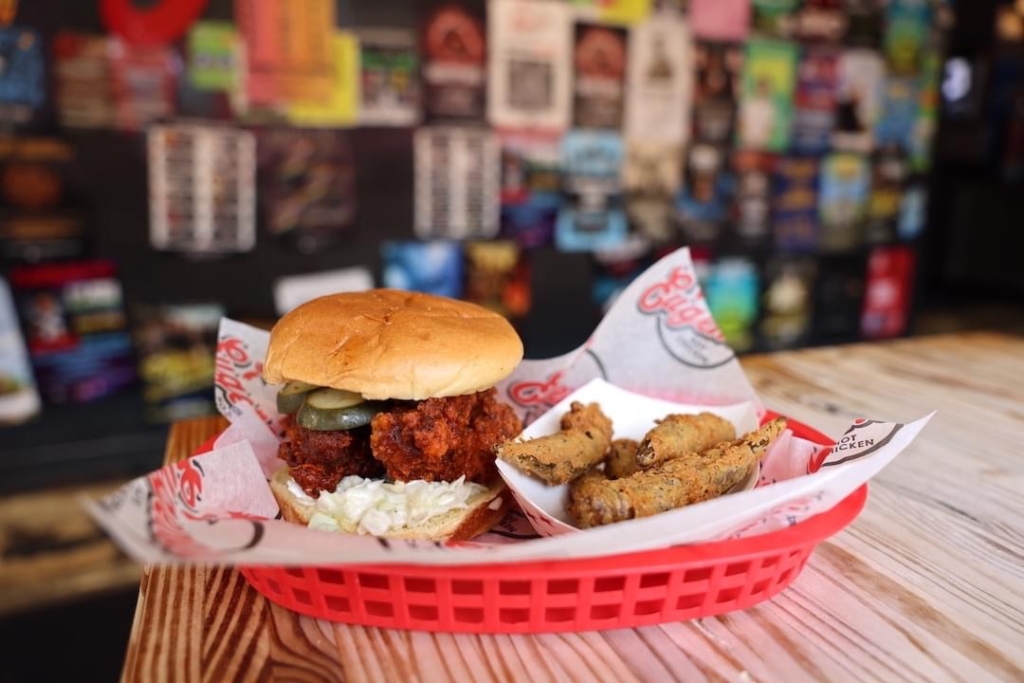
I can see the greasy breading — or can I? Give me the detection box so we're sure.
[635,412,737,468]
[278,417,383,495]
[496,402,613,485]
[370,389,522,484]
[604,438,641,480]
[570,418,786,528]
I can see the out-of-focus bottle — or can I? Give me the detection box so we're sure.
[0,276,41,425]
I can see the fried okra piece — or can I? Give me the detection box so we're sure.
[570,419,786,528]
[635,412,737,468]
[496,402,613,485]
[604,438,641,480]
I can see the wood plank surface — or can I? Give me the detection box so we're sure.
[0,478,141,616]
[121,332,1024,683]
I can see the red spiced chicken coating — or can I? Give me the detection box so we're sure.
[278,417,384,495]
[370,389,522,484]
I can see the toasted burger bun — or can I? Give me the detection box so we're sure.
[270,467,510,542]
[263,290,524,400]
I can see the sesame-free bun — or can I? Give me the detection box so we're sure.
[263,290,524,400]
[269,467,509,542]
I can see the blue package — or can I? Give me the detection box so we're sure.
[0,28,45,111]
[876,76,919,151]
[555,131,628,252]
[773,155,820,252]
[819,153,870,251]
[705,257,760,353]
[381,241,464,299]
[675,142,733,245]
[897,183,926,241]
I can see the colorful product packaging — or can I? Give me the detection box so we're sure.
[9,260,136,404]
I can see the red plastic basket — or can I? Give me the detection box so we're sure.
[198,413,867,633]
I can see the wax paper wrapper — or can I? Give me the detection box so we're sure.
[84,247,932,566]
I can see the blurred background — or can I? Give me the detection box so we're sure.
[0,0,1021,679]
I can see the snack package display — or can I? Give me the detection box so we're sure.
[865,146,908,244]
[624,15,693,145]
[884,0,930,76]
[703,256,760,352]
[414,126,500,240]
[555,130,628,251]
[571,23,628,130]
[10,260,135,405]
[773,155,820,252]
[0,26,45,127]
[52,32,116,130]
[148,125,257,256]
[760,255,817,349]
[257,129,356,252]
[0,276,40,425]
[86,248,932,567]
[498,131,560,248]
[737,39,798,152]
[487,0,572,131]
[381,240,464,299]
[420,1,488,121]
[818,152,870,251]
[463,240,531,319]
[692,41,743,144]
[108,39,178,131]
[791,46,839,154]
[133,304,224,423]
[357,28,420,127]
[286,32,360,128]
[729,150,776,247]
[831,49,885,153]
[861,245,915,339]
[235,0,335,106]
[187,22,239,93]
[689,0,751,42]
[676,142,732,245]
[0,137,85,263]
[623,141,682,242]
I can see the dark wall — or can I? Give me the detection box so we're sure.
[12,0,599,359]
[923,0,1024,300]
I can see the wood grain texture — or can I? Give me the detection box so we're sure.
[0,478,140,616]
[121,333,1024,683]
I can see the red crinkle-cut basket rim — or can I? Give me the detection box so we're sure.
[195,411,868,633]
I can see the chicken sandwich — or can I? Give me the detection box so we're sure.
[263,290,524,541]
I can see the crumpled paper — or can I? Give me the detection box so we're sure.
[84,247,932,566]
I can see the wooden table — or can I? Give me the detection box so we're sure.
[0,478,140,616]
[122,332,1024,682]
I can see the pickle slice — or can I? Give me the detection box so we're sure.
[305,388,365,410]
[276,381,318,414]
[296,401,385,431]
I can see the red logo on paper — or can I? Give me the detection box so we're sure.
[174,458,204,511]
[505,351,608,426]
[215,336,272,423]
[147,459,210,559]
[147,456,265,559]
[509,371,572,408]
[637,265,733,369]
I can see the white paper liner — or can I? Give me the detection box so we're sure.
[84,247,933,566]
[496,379,761,536]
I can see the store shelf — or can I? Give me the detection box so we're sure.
[0,390,169,495]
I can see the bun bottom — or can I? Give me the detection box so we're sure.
[270,466,508,542]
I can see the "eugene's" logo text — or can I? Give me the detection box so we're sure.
[215,337,272,423]
[638,266,723,341]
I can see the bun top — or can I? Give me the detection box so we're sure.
[263,290,524,400]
